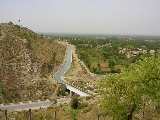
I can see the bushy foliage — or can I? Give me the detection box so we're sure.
[70,96,79,109]
[98,55,160,120]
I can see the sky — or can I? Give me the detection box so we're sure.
[0,0,160,36]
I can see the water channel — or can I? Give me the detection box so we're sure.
[54,44,89,96]
[54,44,72,84]
[0,44,88,111]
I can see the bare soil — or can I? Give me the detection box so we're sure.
[63,45,101,88]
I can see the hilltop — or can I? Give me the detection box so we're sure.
[0,22,66,103]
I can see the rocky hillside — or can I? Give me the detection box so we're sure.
[0,22,66,103]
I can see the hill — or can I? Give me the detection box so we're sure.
[0,22,66,103]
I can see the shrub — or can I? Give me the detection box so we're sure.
[70,96,79,109]
[0,83,4,94]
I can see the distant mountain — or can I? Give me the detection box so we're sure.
[0,22,66,103]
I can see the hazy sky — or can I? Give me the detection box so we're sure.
[1,0,160,35]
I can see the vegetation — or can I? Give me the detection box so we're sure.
[0,83,4,94]
[1,45,160,119]
[70,96,79,109]
[98,55,160,120]
[0,96,99,120]
[1,30,160,119]
[67,36,160,74]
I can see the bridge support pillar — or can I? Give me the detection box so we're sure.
[70,91,72,97]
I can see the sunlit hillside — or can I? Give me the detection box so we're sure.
[0,22,66,103]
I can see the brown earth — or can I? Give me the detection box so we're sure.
[63,45,101,88]
[0,22,66,103]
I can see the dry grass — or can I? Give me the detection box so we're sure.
[63,45,99,88]
[0,23,66,103]
[101,67,111,71]
[91,62,108,68]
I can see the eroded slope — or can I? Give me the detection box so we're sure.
[0,22,66,103]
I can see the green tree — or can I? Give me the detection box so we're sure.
[111,66,121,73]
[136,55,160,101]
[98,55,160,120]
[70,96,79,109]
[98,70,141,120]
[97,63,101,70]
[109,59,116,68]
[92,67,97,74]
[131,53,142,63]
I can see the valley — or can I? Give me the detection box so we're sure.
[0,23,160,120]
